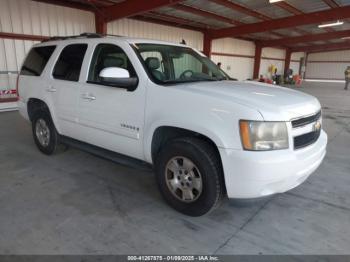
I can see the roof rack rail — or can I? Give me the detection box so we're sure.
[104,34,124,38]
[41,32,126,43]
[41,32,104,42]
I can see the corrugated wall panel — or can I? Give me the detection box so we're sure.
[212,41,297,79]
[212,38,255,56]
[0,0,95,100]
[308,50,350,61]
[262,47,285,59]
[260,47,285,76]
[0,41,7,71]
[3,39,18,71]
[290,52,304,75]
[211,55,254,80]
[260,60,285,77]
[306,50,350,80]
[107,19,204,51]
[306,62,348,80]
[292,52,305,60]
[211,38,255,80]
[290,62,300,75]
[0,0,95,36]
[0,39,38,102]
[0,0,95,73]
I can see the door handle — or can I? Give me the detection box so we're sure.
[81,93,96,101]
[46,86,57,92]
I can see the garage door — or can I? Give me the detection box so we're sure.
[306,50,350,80]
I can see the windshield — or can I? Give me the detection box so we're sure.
[133,43,229,84]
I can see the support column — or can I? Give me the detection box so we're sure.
[253,43,262,79]
[284,48,292,76]
[302,52,309,79]
[95,13,107,34]
[203,33,212,58]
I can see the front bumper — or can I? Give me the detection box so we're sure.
[219,130,327,198]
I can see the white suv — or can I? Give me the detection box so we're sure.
[18,33,327,216]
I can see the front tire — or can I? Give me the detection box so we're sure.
[32,111,60,155]
[155,137,225,216]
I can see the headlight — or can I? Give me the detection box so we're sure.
[239,120,289,151]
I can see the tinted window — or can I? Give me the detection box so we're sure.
[134,44,228,84]
[53,44,87,82]
[20,46,56,76]
[172,53,203,79]
[88,44,137,83]
[140,51,166,78]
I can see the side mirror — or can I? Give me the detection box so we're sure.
[99,67,138,91]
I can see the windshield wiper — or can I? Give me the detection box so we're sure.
[162,79,211,84]
[162,76,228,84]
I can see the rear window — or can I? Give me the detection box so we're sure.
[20,46,56,76]
[53,44,88,82]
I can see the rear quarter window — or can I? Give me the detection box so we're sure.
[20,46,56,76]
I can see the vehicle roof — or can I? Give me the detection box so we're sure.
[34,34,189,48]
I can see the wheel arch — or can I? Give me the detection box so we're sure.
[149,125,223,166]
[27,98,50,121]
[149,125,227,199]
[26,97,61,133]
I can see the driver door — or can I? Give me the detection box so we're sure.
[77,43,146,160]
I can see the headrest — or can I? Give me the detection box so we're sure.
[145,57,160,70]
[103,56,124,68]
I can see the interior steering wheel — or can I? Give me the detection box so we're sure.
[180,70,194,79]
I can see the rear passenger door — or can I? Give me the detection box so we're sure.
[48,44,88,138]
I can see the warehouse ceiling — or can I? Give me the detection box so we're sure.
[32,0,350,52]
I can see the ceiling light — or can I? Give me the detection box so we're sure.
[341,36,350,40]
[269,0,284,3]
[318,20,344,28]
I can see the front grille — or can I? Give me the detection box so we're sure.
[291,111,321,128]
[292,111,322,150]
[294,129,321,150]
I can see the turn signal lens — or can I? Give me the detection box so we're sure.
[239,121,253,150]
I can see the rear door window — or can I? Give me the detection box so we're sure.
[20,46,56,76]
[53,44,88,82]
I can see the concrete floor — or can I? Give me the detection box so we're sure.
[0,82,349,255]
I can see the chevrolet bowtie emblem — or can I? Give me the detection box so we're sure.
[313,120,321,132]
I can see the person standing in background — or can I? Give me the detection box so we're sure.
[345,66,350,90]
[217,62,222,69]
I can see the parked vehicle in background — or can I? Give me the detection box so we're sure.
[17,33,327,216]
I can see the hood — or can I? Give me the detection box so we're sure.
[173,80,321,121]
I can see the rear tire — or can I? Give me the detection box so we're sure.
[32,111,62,155]
[155,137,225,216]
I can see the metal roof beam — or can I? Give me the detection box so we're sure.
[132,16,205,33]
[322,0,340,8]
[261,29,350,47]
[173,4,242,25]
[103,0,183,23]
[291,42,350,53]
[209,0,303,39]
[273,1,325,36]
[274,1,303,15]
[173,3,286,39]
[145,12,208,29]
[209,6,350,39]
[274,1,334,34]
[209,0,270,21]
[0,32,48,41]
[31,0,94,12]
